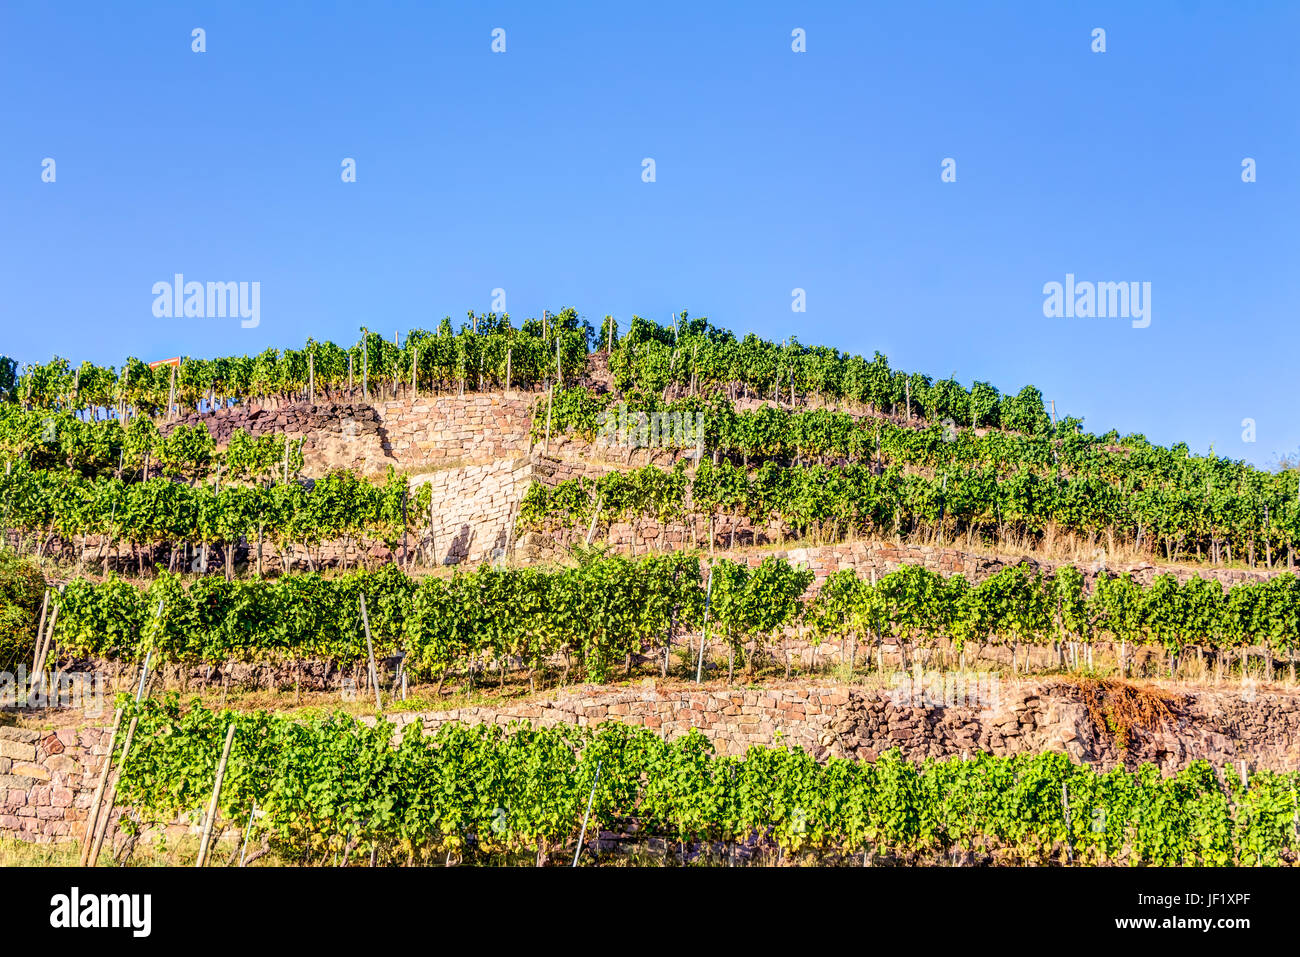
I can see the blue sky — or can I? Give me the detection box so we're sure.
[2,1,1296,464]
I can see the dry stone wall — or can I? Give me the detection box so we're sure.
[164,391,536,476]
[374,393,534,471]
[387,680,1300,772]
[0,724,108,845]
[411,457,534,564]
[521,516,1288,594]
[731,541,1288,594]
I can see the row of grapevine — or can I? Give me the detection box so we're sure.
[114,697,1300,865]
[809,564,1300,662]
[0,407,303,483]
[8,311,590,416]
[54,554,800,683]
[7,310,1045,431]
[8,311,1066,442]
[519,460,1299,565]
[608,314,1056,433]
[1,461,419,571]
[541,385,1259,489]
[46,555,1300,677]
[9,394,1289,567]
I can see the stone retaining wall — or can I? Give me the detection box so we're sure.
[0,725,107,845]
[410,457,534,564]
[164,391,535,476]
[522,526,1287,594]
[748,541,1285,593]
[387,680,1300,772]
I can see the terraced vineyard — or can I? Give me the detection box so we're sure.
[4,312,1300,869]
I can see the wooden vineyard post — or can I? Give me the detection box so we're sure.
[504,347,511,395]
[427,495,436,567]
[308,352,315,403]
[501,497,521,565]
[544,385,554,453]
[88,715,139,867]
[195,723,237,867]
[362,335,368,399]
[85,605,159,868]
[584,493,604,545]
[401,484,410,568]
[359,593,383,712]
[127,599,163,704]
[696,565,714,684]
[238,799,259,867]
[1061,783,1074,864]
[412,345,419,398]
[30,589,63,696]
[33,588,49,666]
[664,567,680,679]
[1265,506,1272,569]
[572,759,603,867]
[79,707,124,866]
[135,648,153,702]
[30,588,52,673]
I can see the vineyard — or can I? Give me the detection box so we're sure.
[531,390,1299,565]
[0,459,420,576]
[104,697,1300,867]
[4,309,1300,869]
[29,556,1300,682]
[3,313,590,414]
[5,314,1293,569]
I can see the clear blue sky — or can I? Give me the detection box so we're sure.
[2,1,1296,465]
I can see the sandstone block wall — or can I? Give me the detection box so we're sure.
[374,393,534,471]
[164,391,536,477]
[22,452,534,571]
[386,680,1300,773]
[521,521,1287,595]
[412,457,535,564]
[0,724,110,845]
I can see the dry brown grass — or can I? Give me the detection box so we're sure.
[1064,676,1178,751]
